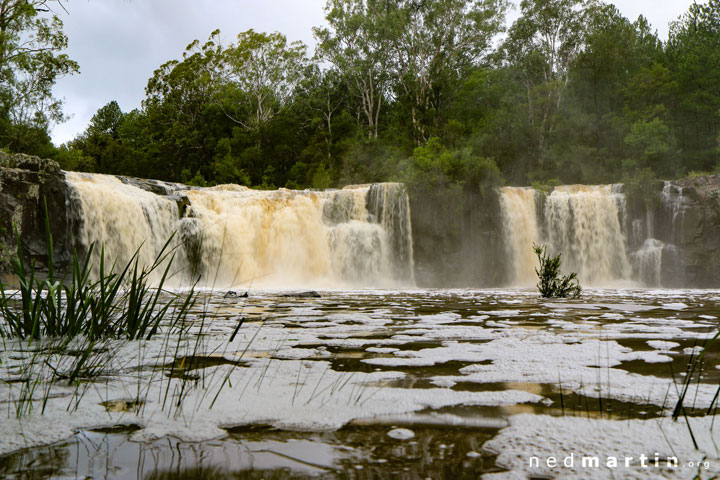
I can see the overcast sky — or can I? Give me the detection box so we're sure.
[50,0,694,145]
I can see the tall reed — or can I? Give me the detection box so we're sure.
[0,200,196,341]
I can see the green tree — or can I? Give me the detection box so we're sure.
[68,101,135,174]
[0,0,78,154]
[665,0,720,171]
[501,0,587,174]
[551,6,661,183]
[389,0,508,144]
[219,30,308,137]
[314,0,395,138]
[624,117,679,177]
[141,32,226,181]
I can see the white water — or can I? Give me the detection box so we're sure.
[544,185,631,285]
[500,184,633,286]
[499,187,540,285]
[67,173,191,284]
[631,238,664,286]
[65,173,415,289]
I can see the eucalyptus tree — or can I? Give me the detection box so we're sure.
[388,0,508,145]
[501,0,588,172]
[0,0,78,154]
[296,66,350,166]
[314,0,394,139]
[219,30,308,138]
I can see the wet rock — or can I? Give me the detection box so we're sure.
[0,153,72,271]
[646,175,720,287]
[117,175,186,196]
[223,291,248,299]
[279,291,321,298]
[411,188,507,287]
[0,151,62,174]
[176,194,191,218]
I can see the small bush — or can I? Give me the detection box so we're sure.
[533,243,581,298]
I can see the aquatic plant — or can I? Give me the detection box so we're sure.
[670,331,720,449]
[0,201,196,341]
[533,243,581,298]
[0,201,207,418]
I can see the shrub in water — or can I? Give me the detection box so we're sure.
[533,243,581,298]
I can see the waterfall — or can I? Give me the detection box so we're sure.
[630,238,664,287]
[366,183,415,284]
[499,184,632,286]
[661,182,687,245]
[544,185,631,285]
[499,187,540,285]
[66,172,191,284]
[65,173,415,289]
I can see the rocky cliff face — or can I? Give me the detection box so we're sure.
[410,190,508,287]
[411,175,720,288]
[630,175,720,287]
[0,153,74,270]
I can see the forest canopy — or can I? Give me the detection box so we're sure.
[1,0,719,194]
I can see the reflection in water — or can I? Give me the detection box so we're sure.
[0,429,335,479]
[0,425,500,479]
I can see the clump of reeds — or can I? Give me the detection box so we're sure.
[0,201,201,418]
[0,201,196,341]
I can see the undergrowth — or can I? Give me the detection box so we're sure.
[0,200,201,418]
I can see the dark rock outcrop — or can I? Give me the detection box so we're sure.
[410,189,507,287]
[643,175,720,287]
[278,291,321,298]
[0,152,74,270]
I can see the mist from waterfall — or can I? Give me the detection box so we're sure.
[66,171,701,290]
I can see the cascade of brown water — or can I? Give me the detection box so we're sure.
[65,173,415,289]
[544,185,631,285]
[499,184,632,286]
[498,187,540,286]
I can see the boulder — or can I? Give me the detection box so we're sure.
[0,153,73,271]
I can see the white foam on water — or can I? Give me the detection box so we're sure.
[3,287,720,464]
[387,428,415,440]
[663,303,689,310]
[483,414,720,479]
[648,341,681,352]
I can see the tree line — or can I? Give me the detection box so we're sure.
[1,0,719,196]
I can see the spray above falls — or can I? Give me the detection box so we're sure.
[66,172,415,289]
